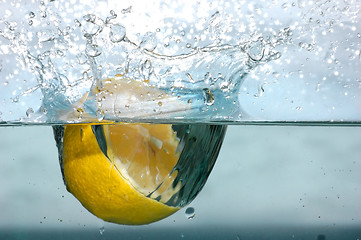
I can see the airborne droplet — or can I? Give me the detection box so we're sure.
[109,24,126,43]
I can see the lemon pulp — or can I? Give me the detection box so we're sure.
[63,124,180,225]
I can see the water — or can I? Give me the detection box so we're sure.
[0,0,361,238]
[1,0,360,125]
[0,125,360,239]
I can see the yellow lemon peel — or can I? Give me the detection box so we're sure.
[63,124,180,225]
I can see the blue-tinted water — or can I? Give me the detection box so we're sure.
[0,125,360,239]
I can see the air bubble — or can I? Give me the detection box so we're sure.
[29,11,35,18]
[185,207,195,219]
[99,226,105,235]
[109,24,126,43]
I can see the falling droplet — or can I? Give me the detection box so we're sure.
[185,207,195,219]
[109,24,126,43]
[202,88,215,106]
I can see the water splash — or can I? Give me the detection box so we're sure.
[1,0,359,125]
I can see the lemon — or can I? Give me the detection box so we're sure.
[62,123,181,225]
[58,75,226,225]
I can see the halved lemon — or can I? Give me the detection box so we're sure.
[59,76,227,225]
[62,123,181,225]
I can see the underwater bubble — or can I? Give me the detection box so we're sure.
[109,24,126,43]
[185,207,195,219]
[99,226,105,235]
[247,38,265,61]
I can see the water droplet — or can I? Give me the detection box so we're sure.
[37,29,55,42]
[109,24,126,43]
[86,43,102,57]
[77,53,88,64]
[247,38,265,61]
[99,226,105,235]
[26,108,34,117]
[258,84,265,97]
[74,19,81,27]
[57,50,64,56]
[75,108,84,119]
[29,11,35,18]
[121,6,132,14]
[185,207,195,219]
[186,43,191,48]
[219,81,230,92]
[3,81,9,86]
[12,96,19,103]
[203,88,215,106]
[140,32,157,51]
[83,14,96,23]
[28,20,33,26]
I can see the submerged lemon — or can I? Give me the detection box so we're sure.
[62,124,180,225]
